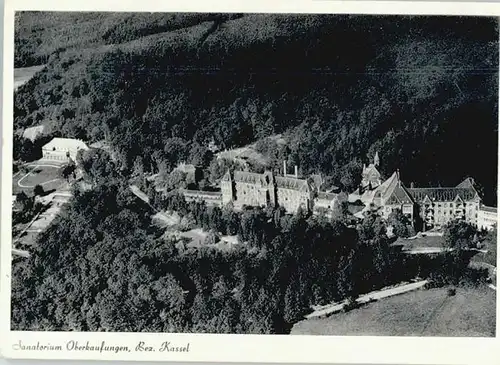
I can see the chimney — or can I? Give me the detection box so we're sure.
[283,160,287,177]
[294,165,298,178]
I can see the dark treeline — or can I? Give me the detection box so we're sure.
[14,14,498,204]
[13,133,56,162]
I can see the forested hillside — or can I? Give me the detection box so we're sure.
[14,13,498,203]
[14,12,242,67]
[11,169,488,333]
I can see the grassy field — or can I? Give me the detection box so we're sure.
[164,227,254,253]
[292,285,496,337]
[152,211,181,229]
[14,65,45,91]
[180,228,209,247]
[216,145,269,166]
[471,251,497,268]
[13,164,62,194]
[394,235,445,251]
[215,135,289,167]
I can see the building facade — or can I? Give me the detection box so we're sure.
[221,169,317,213]
[42,138,88,162]
[407,180,481,230]
[172,151,496,229]
[175,162,347,215]
[477,205,498,231]
[350,153,493,231]
[182,190,223,207]
[314,191,349,218]
[360,151,382,191]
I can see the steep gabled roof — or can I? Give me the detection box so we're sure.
[362,164,381,181]
[456,177,475,190]
[221,170,232,182]
[386,192,402,205]
[378,171,400,201]
[276,176,311,192]
[233,171,266,185]
[43,138,88,151]
[227,170,313,192]
[348,171,398,206]
[317,192,337,201]
[408,187,478,202]
[386,184,414,205]
[422,195,433,204]
[347,202,365,215]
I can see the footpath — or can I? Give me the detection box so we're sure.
[305,280,428,319]
[12,190,72,259]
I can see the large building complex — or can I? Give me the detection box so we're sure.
[175,152,496,231]
[180,161,347,216]
[349,154,497,231]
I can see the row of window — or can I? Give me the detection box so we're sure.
[43,154,70,160]
[425,202,476,208]
[436,209,460,215]
[385,206,412,212]
[426,214,478,222]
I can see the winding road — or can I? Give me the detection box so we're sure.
[17,164,62,188]
[305,280,429,319]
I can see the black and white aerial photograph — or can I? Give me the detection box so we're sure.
[10,12,498,337]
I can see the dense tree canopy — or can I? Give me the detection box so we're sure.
[387,209,413,238]
[443,220,478,250]
[76,148,120,185]
[14,14,498,203]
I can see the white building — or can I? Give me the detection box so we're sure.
[42,138,88,162]
[478,205,497,231]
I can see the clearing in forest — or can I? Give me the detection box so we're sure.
[292,285,496,337]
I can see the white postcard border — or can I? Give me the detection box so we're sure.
[1,0,499,364]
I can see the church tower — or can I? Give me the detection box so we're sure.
[263,170,277,207]
[361,151,382,190]
[221,170,235,204]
